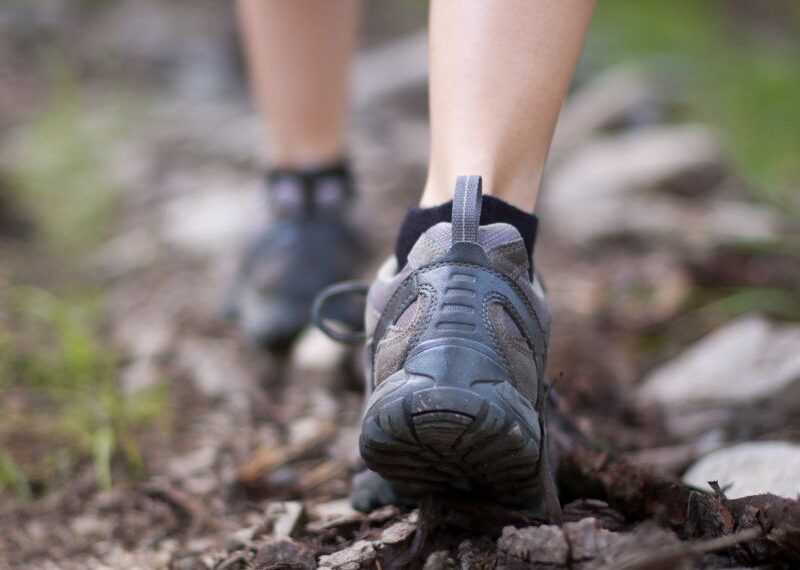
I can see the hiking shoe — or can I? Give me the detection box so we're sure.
[225,164,364,351]
[355,175,553,508]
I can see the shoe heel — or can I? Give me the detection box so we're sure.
[359,343,543,504]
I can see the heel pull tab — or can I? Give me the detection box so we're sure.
[452,175,483,245]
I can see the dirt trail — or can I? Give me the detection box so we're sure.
[1,2,800,569]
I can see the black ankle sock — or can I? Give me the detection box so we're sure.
[265,161,355,217]
[395,195,538,268]
[266,162,354,193]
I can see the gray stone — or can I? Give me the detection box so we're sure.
[254,539,315,570]
[161,183,264,257]
[551,65,658,159]
[376,514,417,547]
[306,499,362,533]
[563,518,619,564]
[543,124,779,251]
[317,540,376,570]
[293,327,349,374]
[683,441,800,499]
[167,447,217,480]
[496,524,569,569]
[639,315,800,406]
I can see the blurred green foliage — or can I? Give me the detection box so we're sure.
[9,63,125,253]
[698,286,800,322]
[0,288,169,497]
[0,449,31,499]
[1,64,164,497]
[591,0,800,211]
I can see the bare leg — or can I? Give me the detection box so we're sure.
[422,0,595,210]
[236,0,360,168]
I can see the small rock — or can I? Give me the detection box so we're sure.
[183,475,217,496]
[69,514,106,538]
[590,523,687,570]
[265,501,304,539]
[306,499,362,533]
[226,526,257,550]
[161,183,264,257]
[253,538,315,570]
[423,551,454,570]
[119,358,162,394]
[496,524,569,569]
[167,447,217,480]
[639,315,800,406]
[176,337,253,404]
[287,417,335,450]
[543,124,779,251]
[311,498,357,521]
[115,316,174,393]
[562,518,620,569]
[185,537,216,553]
[376,518,417,547]
[292,327,350,375]
[317,540,376,570]
[683,441,800,499]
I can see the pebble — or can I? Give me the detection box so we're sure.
[683,441,800,499]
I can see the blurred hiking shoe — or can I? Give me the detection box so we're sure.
[225,163,364,352]
[316,175,558,515]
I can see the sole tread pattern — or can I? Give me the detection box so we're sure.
[360,377,543,505]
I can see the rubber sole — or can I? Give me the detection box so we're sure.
[359,342,543,507]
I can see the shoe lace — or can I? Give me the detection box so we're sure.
[312,281,370,344]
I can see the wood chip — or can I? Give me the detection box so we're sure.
[265,501,303,539]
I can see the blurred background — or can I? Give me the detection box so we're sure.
[0,1,798,568]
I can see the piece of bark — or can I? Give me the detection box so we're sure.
[557,442,800,565]
[456,538,496,570]
[590,526,760,570]
[142,482,204,535]
[587,523,687,570]
[253,538,315,570]
[238,421,337,486]
[292,458,347,494]
[305,499,364,533]
[562,499,625,531]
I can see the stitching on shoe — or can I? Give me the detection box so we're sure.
[370,259,546,387]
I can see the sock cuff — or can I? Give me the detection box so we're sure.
[395,196,538,269]
[265,161,355,218]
